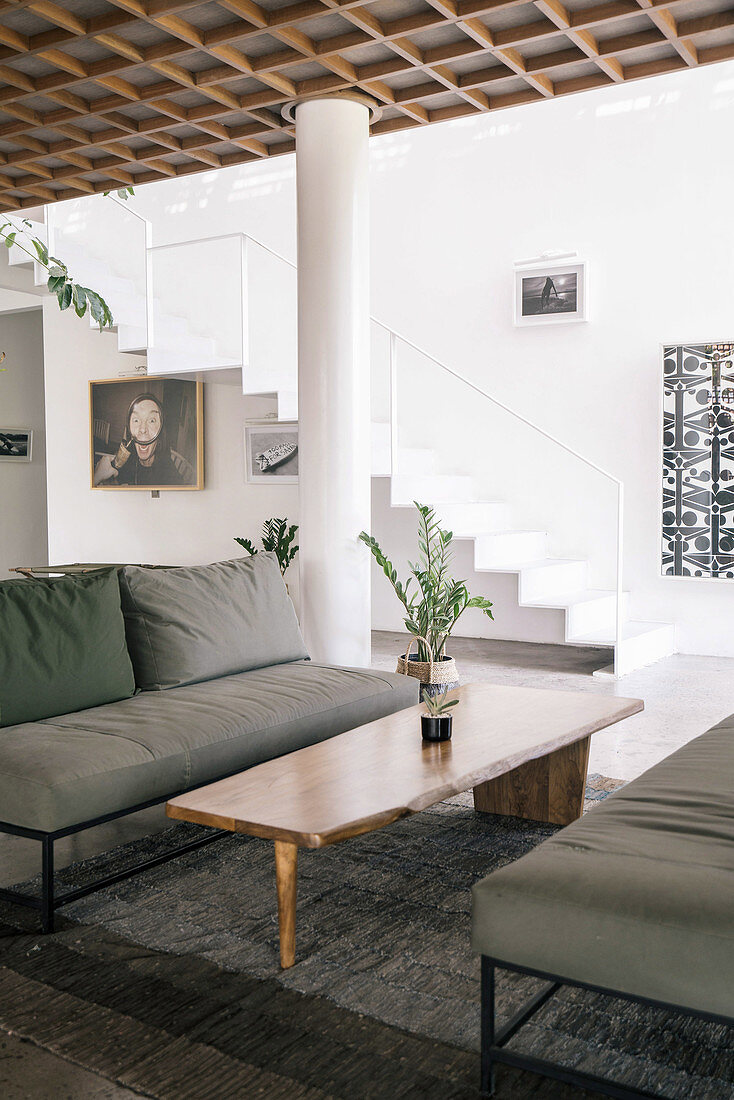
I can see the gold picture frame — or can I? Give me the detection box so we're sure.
[89,376,204,491]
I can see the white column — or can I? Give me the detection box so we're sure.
[295,96,372,666]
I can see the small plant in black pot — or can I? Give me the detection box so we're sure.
[421,689,458,742]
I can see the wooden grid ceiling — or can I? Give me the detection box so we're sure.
[1,0,733,212]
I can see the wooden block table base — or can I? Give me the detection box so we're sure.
[167,683,643,969]
[473,735,592,826]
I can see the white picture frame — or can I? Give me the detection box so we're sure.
[245,421,299,484]
[514,259,588,326]
[0,428,32,462]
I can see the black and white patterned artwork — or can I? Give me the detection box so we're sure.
[662,343,734,578]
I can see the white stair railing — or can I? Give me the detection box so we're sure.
[372,321,625,678]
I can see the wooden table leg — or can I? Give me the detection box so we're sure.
[274,840,298,969]
[473,735,591,826]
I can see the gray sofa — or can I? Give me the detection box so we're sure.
[0,554,416,932]
[471,719,734,1097]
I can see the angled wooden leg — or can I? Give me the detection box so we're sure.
[473,735,591,826]
[274,840,298,969]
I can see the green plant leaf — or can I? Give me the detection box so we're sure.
[72,284,87,318]
[31,238,48,265]
[234,536,257,556]
[364,504,494,650]
[57,282,73,311]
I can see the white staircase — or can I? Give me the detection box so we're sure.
[3,200,675,678]
[371,435,674,677]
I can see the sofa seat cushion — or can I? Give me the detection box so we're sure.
[0,663,417,833]
[472,720,734,1020]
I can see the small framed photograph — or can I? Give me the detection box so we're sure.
[90,377,203,491]
[515,260,588,326]
[0,428,32,462]
[245,422,298,484]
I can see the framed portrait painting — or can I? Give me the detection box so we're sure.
[90,377,203,490]
[245,422,298,484]
[514,260,588,326]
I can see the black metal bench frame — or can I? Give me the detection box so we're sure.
[0,793,228,934]
[480,956,734,1100]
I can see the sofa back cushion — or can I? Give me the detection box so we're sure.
[0,569,136,727]
[119,553,308,690]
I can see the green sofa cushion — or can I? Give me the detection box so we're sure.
[471,720,734,1020]
[119,553,308,691]
[0,662,418,831]
[0,570,136,728]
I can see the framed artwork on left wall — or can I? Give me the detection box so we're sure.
[0,428,32,461]
[90,376,204,490]
[0,426,32,462]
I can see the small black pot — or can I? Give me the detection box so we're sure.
[421,714,453,742]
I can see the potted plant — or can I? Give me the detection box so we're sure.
[359,502,494,698]
[235,518,298,577]
[421,689,458,742]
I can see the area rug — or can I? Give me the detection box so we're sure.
[0,776,732,1100]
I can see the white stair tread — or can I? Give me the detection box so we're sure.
[572,621,674,646]
[398,499,504,509]
[476,557,584,574]
[523,589,626,610]
[478,529,546,537]
[438,500,505,508]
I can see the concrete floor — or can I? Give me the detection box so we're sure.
[0,1033,141,1100]
[2,632,732,1097]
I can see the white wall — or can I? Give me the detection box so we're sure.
[42,302,300,604]
[366,63,734,657]
[43,59,734,656]
[0,308,48,577]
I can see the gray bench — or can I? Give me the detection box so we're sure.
[471,719,734,1099]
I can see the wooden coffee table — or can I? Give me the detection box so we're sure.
[167,682,643,968]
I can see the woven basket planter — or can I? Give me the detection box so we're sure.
[396,636,459,701]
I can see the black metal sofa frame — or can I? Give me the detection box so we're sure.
[0,791,228,934]
[480,956,734,1100]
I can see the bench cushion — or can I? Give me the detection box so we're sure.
[0,662,417,833]
[471,720,734,1020]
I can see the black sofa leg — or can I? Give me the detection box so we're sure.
[480,957,496,1097]
[41,835,54,934]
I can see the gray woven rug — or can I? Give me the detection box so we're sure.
[0,776,732,1100]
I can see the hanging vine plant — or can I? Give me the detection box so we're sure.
[0,186,135,339]
[1,217,113,329]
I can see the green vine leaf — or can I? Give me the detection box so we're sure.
[31,238,48,265]
[1,205,118,332]
[72,285,87,318]
[57,282,73,311]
